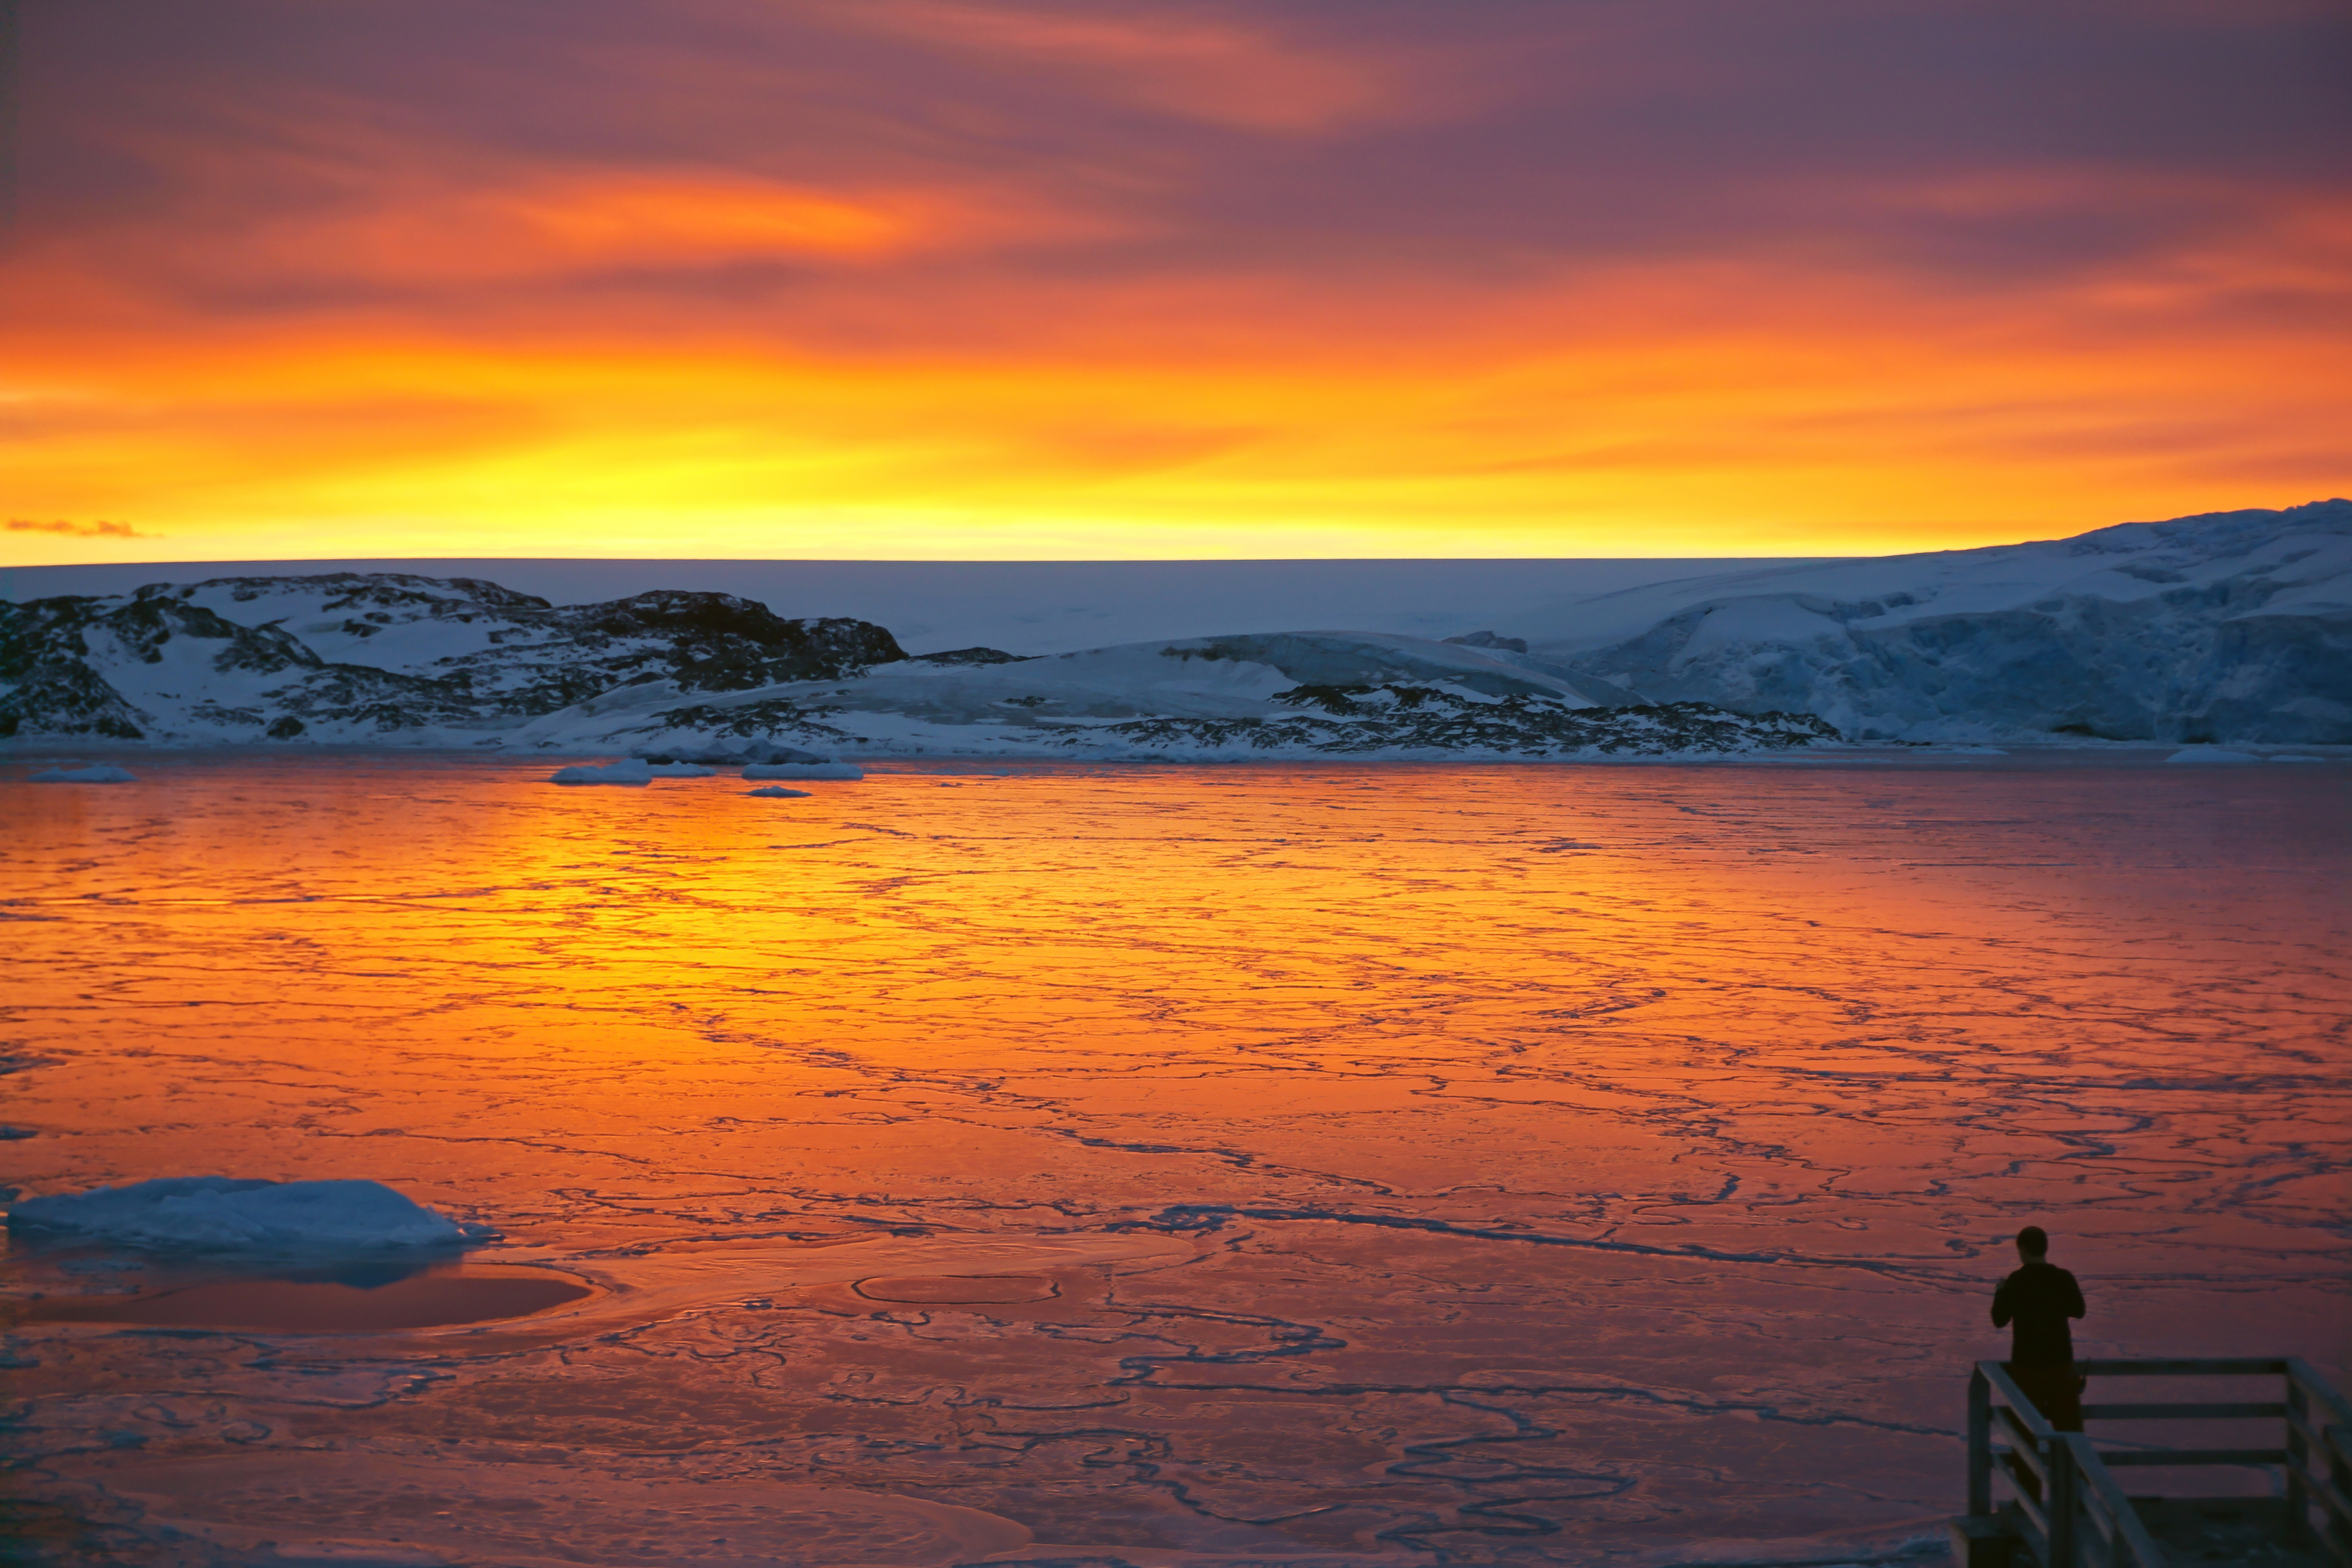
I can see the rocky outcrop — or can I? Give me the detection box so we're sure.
[0,575,909,743]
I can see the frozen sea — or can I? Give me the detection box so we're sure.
[2,752,2346,1567]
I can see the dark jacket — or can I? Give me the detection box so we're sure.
[1993,1260,2085,1368]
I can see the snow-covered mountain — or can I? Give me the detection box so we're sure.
[1506,499,2351,744]
[4,501,2343,757]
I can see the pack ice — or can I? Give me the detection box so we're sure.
[6,1177,476,1251]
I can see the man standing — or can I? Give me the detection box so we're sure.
[1993,1225,2087,1431]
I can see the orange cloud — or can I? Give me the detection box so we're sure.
[7,518,151,539]
[280,172,1129,284]
[4,232,2344,566]
[818,1,1394,131]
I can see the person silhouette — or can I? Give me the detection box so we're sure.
[1992,1225,2086,1432]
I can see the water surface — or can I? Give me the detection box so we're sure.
[3,753,2345,1566]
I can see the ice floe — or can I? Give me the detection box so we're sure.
[28,765,137,783]
[745,785,811,798]
[6,1177,483,1252]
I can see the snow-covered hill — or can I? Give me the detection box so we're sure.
[0,575,908,744]
[1505,499,2352,744]
[503,631,1828,760]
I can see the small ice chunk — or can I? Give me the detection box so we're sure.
[549,759,652,786]
[742,761,862,780]
[7,1177,479,1252]
[29,765,137,783]
[2165,747,2261,764]
[745,785,811,798]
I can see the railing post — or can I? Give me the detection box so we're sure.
[2047,1426,2078,1568]
[2288,1373,2312,1530]
[1970,1365,1993,1517]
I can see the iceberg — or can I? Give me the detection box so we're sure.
[28,765,137,783]
[6,1177,479,1252]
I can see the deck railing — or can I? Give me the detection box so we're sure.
[1966,1356,2352,1568]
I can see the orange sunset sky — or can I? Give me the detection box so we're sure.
[4,0,2348,565]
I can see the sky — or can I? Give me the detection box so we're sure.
[4,0,2349,566]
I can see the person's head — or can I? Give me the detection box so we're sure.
[2016,1226,2050,1261]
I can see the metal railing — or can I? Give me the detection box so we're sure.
[1966,1356,2352,1568]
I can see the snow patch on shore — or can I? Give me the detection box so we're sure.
[28,765,138,783]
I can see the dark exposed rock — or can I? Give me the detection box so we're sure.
[1443,630,1528,653]
[155,572,553,614]
[633,737,837,765]
[391,592,906,713]
[0,656,149,739]
[639,699,858,746]
[1234,687,1831,754]
[909,647,1029,666]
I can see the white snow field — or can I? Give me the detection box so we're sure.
[6,1177,473,1251]
[1500,499,2350,743]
